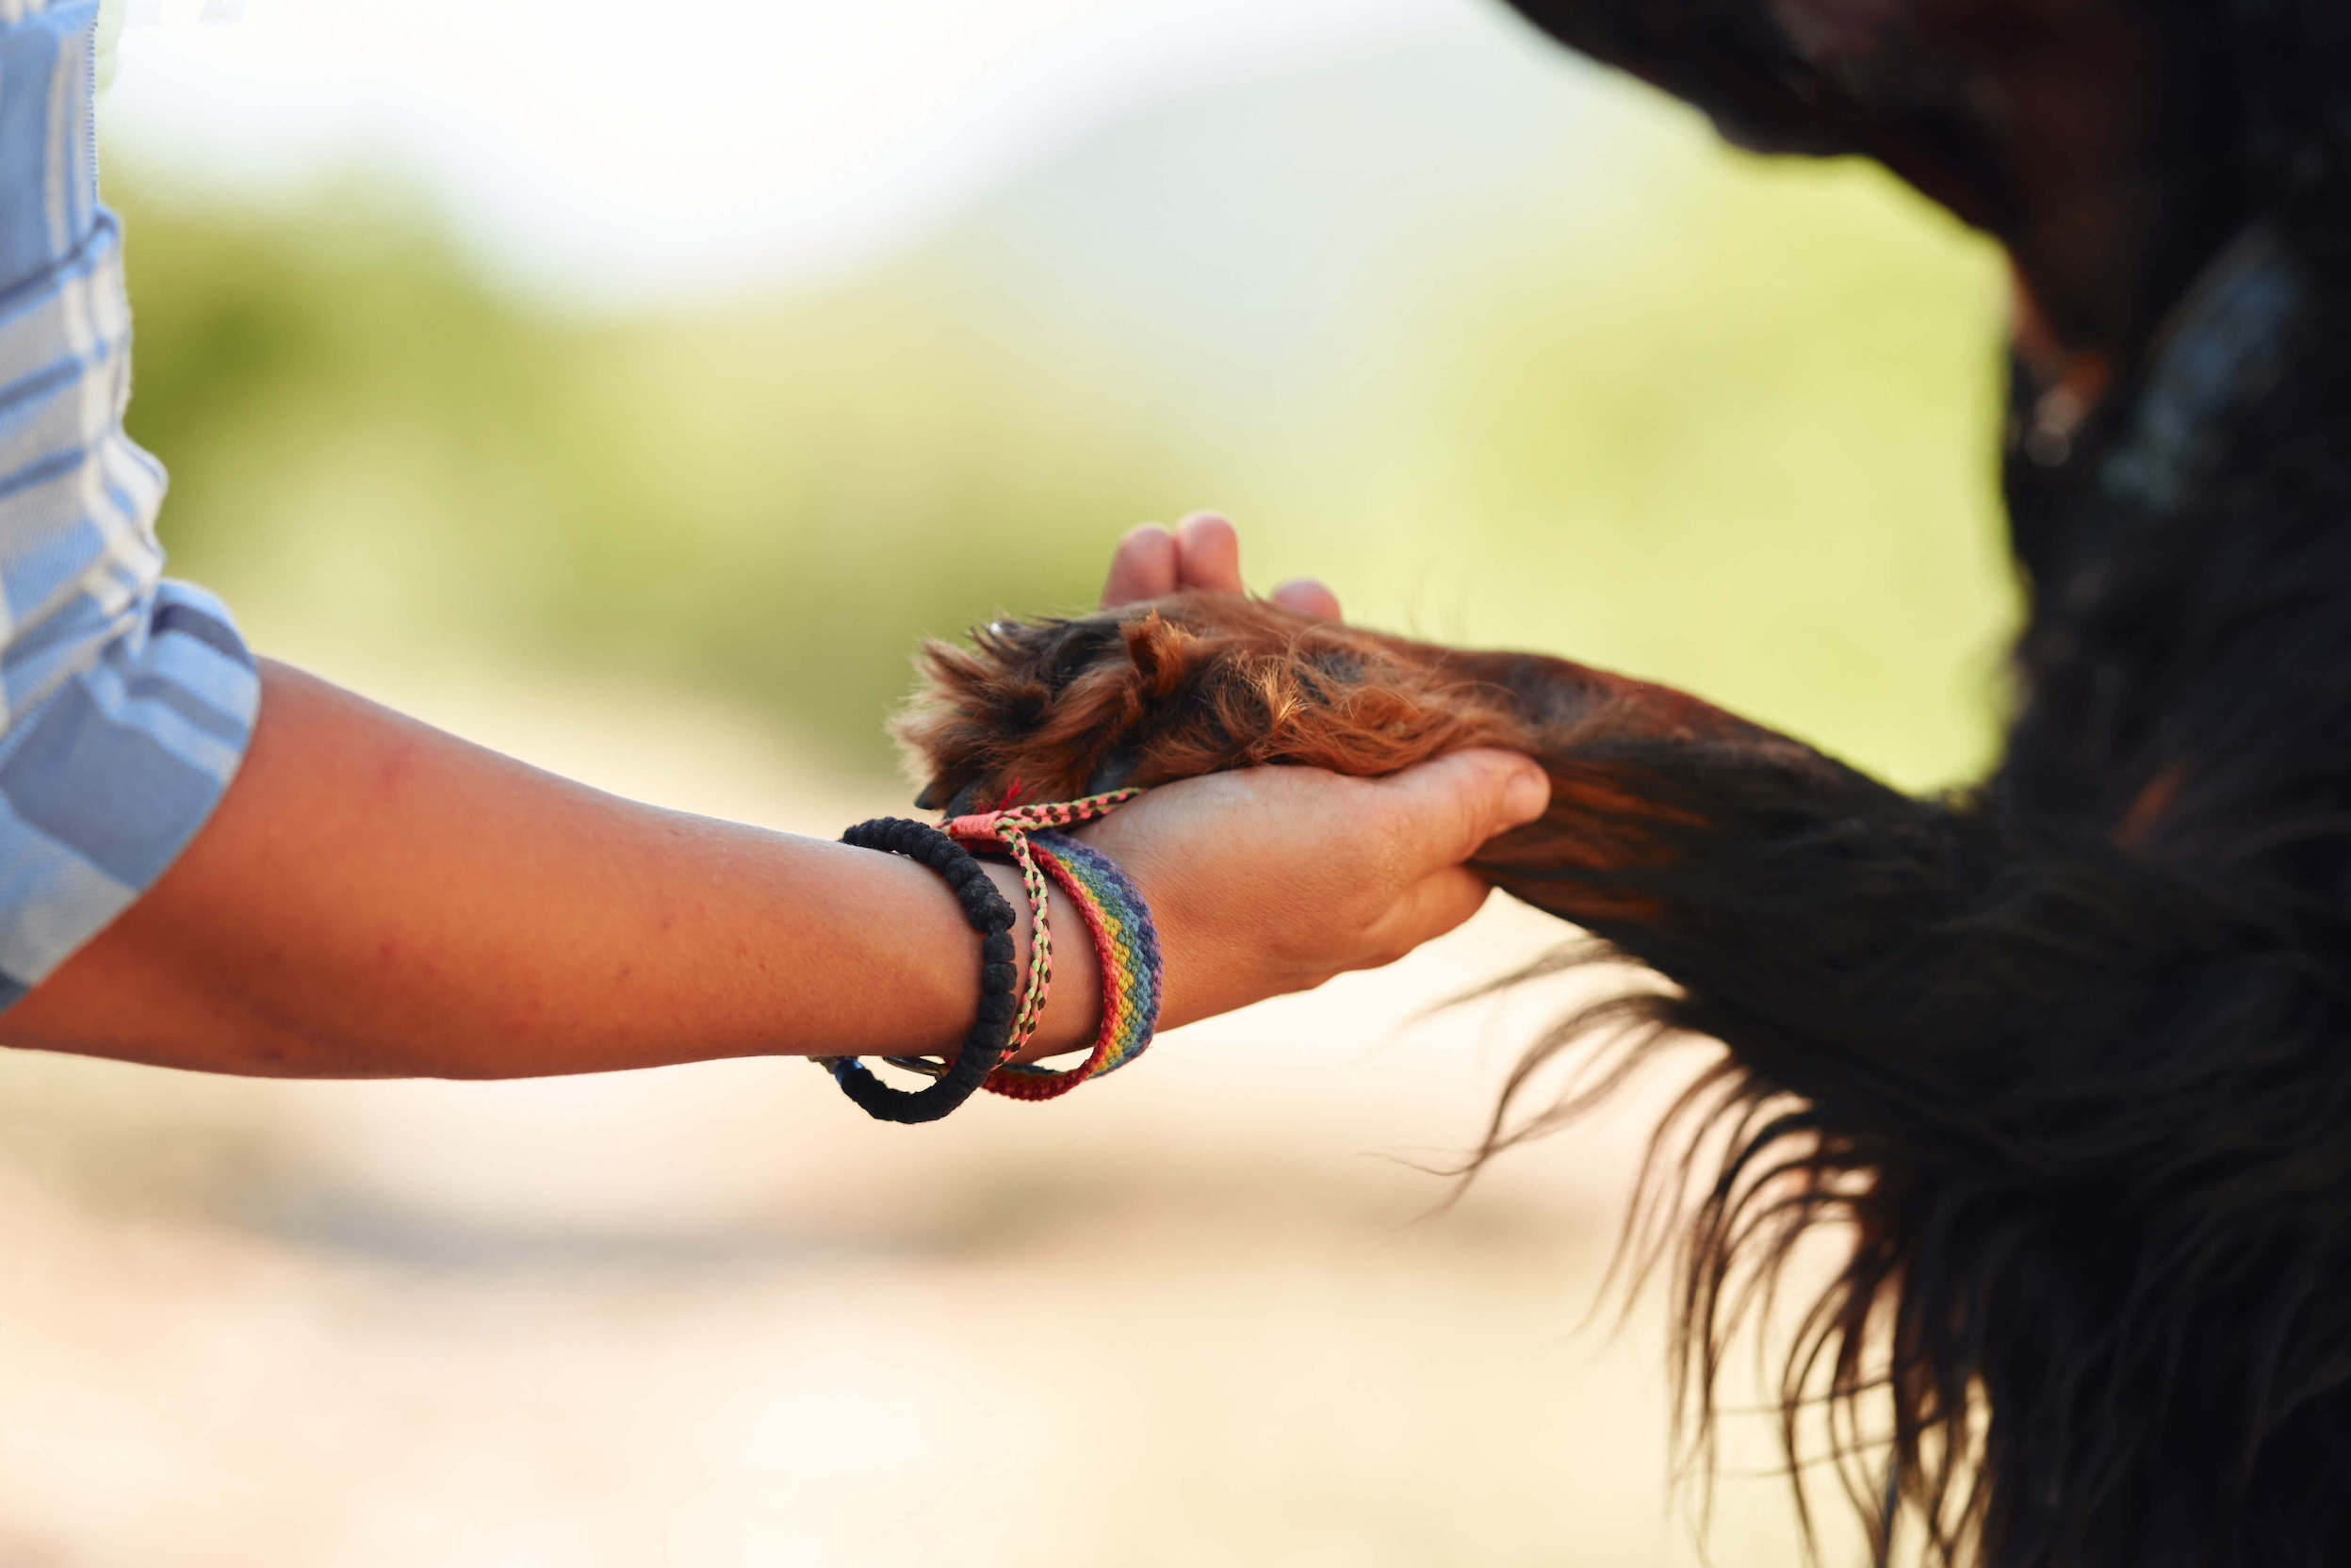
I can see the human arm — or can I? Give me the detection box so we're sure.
[2,656,1547,1079]
[0,6,1549,1082]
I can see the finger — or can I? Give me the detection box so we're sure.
[1173,513,1245,594]
[1372,867,1495,961]
[1371,748,1552,874]
[1269,578,1343,621]
[1103,524,1179,608]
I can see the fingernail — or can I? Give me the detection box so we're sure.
[1502,765,1549,823]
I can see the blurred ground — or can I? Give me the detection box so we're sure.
[0,662,1844,1567]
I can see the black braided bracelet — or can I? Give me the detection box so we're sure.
[818,817,1020,1124]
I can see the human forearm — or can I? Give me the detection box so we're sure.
[4,661,1102,1078]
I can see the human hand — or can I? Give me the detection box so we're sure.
[1071,751,1551,1032]
[1102,511,1344,619]
[1080,512,1542,1029]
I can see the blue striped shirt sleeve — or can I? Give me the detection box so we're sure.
[0,0,259,1010]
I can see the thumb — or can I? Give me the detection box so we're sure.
[1373,748,1551,873]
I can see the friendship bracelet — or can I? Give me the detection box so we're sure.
[941,792,1164,1102]
[820,792,1162,1122]
[982,828,1163,1100]
[982,818,1059,1054]
[815,818,1020,1124]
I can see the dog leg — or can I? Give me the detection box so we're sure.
[897,591,2339,1566]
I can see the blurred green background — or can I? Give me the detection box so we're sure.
[0,16,2025,1564]
[112,41,2014,795]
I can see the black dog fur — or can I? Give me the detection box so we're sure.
[1491,2,2351,1562]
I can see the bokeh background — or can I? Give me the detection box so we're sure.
[0,0,2015,1561]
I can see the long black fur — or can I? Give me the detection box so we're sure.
[1478,2,2351,1562]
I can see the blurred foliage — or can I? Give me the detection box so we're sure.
[109,86,2014,792]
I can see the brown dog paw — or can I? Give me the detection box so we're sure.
[894,592,1531,816]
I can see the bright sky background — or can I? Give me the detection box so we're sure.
[101,0,1549,306]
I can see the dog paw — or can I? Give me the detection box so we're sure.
[894,592,1526,814]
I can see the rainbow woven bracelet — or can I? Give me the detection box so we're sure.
[942,792,1165,1102]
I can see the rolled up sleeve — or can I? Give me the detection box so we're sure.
[0,0,258,1010]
